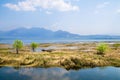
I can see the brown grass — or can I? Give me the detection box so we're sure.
[0,42,120,69]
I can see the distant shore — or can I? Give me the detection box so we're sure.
[0,42,120,69]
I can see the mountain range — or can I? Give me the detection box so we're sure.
[0,28,80,39]
[0,27,120,40]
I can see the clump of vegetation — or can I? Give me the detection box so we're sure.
[13,40,23,54]
[30,42,38,52]
[97,43,109,55]
[113,43,120,50]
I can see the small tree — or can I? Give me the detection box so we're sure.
[13,40,23,54]
[113,43,120,50]
[30,42,38,52]
[97,43,109,55]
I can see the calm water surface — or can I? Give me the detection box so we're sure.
[1,39,120,44]
[0,67,120,80]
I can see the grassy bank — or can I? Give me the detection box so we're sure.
[0,43,120,70]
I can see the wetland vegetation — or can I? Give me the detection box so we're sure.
[0,41,120,70]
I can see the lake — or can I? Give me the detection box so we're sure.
[1,38,120,44]
[0,67,120,80]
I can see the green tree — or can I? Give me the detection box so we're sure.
[97,43,109,55]
[30,42,38,52]
[13,40,23,54]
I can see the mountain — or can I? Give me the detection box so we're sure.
[0,28,80,39]
[0,27,120,40]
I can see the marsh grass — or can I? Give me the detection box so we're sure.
[113,43,120,50]
[0,43,120,69]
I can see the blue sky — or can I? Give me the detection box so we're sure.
[0,0,120,35]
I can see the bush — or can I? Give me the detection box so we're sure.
[97,43,109,55]
[113,43,120,50]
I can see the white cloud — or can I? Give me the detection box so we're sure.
[46,11,52,14]
[4,0,79,12]
[94,2,110,14]
[74,0,80,2]
[96,2,110,9]
[4,3,20,11]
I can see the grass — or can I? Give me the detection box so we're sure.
[0,43,120,69]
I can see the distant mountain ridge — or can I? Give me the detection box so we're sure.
[0,27,80,39]
[0,27,120,40]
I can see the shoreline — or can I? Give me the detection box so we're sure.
[1,40,120,45]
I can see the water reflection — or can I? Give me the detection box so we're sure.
[35,46,79,52]
[0,67,120,80]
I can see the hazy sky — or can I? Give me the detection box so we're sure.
[0,0,120,35]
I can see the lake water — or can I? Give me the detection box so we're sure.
[0,67,120,80]
[1,38,120,44]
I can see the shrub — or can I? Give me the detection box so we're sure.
[113,43,120,50]
[97,43,109,55]
[13,40,23,54]
[30,42,38,52]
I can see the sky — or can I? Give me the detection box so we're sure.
[0,0,120,35]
